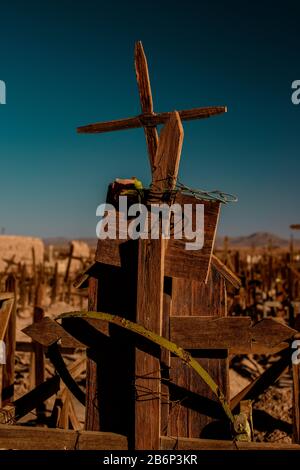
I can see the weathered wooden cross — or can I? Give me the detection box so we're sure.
[20,42,298,450]
[71,42,297,450]
[77,42,229,447]
[78,41,226,172]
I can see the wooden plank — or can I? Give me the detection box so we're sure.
[292,361,300,443]
[47,344,85,406]
[95,196,220,283]
[22,316,85,349]
[168,266,229,439]
[0,425,127,450]
[161,277,172,437]
[16,340,82,354]
[85,275,100,432]
[170,316,251,350]
[252,318,297,348]
[166,194,219,283]
[0,367,2,409]
[77,106,227,134]
[150,111,183,191]
[2,275,16,405]
[0,376,60,424]
[134,41,158,168]
[161,436,300,450]
[33,306,45,419]
[211,254,241,288]
[230,351,290,411]
[0,298,14,342]
[135,238,165,450]
[0,293,14,301]
[170,317,297,353]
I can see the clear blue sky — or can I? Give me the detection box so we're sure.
[0,0,299,238]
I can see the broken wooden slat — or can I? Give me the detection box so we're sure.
[170,317,297,353]
[0,293,14,301]
[0,298,14,342]
[15,341,82,354]
[0,295,14,406]
[77,106,227,134]
[0,375,60,424]
[64,243,74,283]
[67,392,82,431]
[2,276,16,405]
[22,316,84,348]
[85,275,100,431]
[33,306,45,420]
[150,111,183,191]
[47,343,85,405]
[95,196,220,283]
[251,318,297,348]
[0,424,127,450]
[166,195,220,283]
[211,254,241,288]
[230,351,290,411]
[249,342,289,355]
[134,41,158,168]
[50,356,86,430]
[161,436,300,450]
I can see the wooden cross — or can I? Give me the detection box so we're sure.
[78,42,227,450]
[78,41,226,173]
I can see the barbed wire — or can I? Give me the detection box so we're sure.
[175,180,238,204]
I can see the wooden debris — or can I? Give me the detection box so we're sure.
[0,376,60,424]
[22,316,85,349]
[161,436,300,450]
[0,424,127,450]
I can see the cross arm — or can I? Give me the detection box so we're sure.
[77,106,227,134]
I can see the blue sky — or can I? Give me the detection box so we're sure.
[0,0,299,238]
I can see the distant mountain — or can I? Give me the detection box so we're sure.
[44,232,299,250]
[215,232,298,249]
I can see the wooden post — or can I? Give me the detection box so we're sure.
[51,262,59,305]
[85,276,100,431]
[293,362,300,443]
[135,112,183,449]
[2,274,16,405]
[135,238,165,449]
[31,282,46,420]
[64,243,74,283]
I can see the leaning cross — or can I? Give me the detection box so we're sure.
[77,41,226,173]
